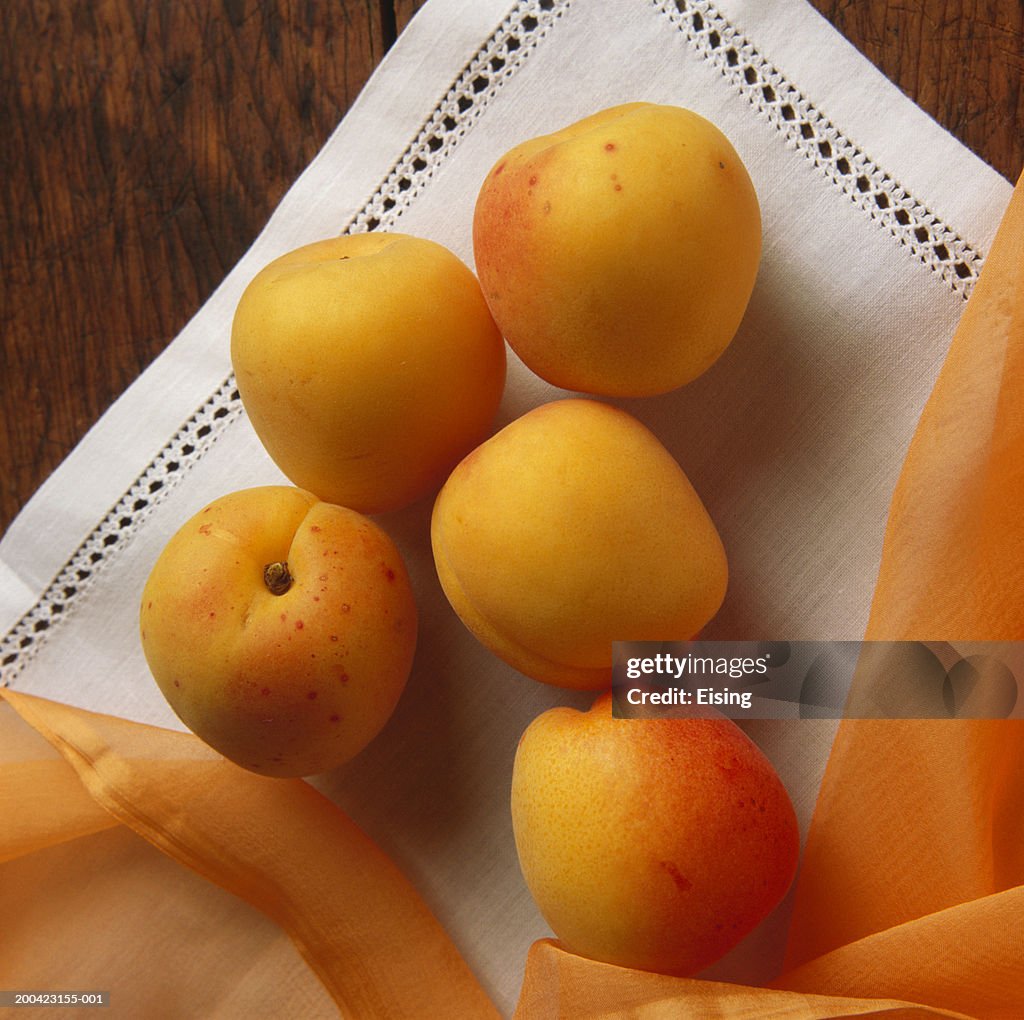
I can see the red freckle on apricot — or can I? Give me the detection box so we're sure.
[198,523,212,535]
[605,142,616,151]
[614,183,622,191]
[318,574,328,582]
[330,635,339,642]
[341,604,351,613]
[173,680,180,688]
[528,174,538,186]
[382,563,396,582]
[313,596,320,602]
[261,687,271,696]
[330,714,341,723]
[339,672,349,684]
[147,601,153,610]
[280,612,287,622]
[295,620,304,630]
[659,860,692,893]
[208,611,216,618]
[495,161,506,175]
[311,525,321,532]
[307,691,318,700]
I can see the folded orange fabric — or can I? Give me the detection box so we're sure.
[514,939,974,1018]
[0,696,340,1017]
[777,171,1024,1016]
[0,701,116,865]
[0,689,499,1019]
[864,174,1024,642]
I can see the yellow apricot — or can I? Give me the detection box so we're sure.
[431,399,727,689]
[231,233,506,514]
[512,693,800,975]
[473,102,761,396]
[140,486,417,776]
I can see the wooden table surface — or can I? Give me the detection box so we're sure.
[2,0,1021,536]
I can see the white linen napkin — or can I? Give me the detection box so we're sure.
[1,0,1014,1011]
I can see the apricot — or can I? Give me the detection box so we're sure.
[231,233,506,514]
[430,399,727,689]
[511,693,800,976]
[140,486,417,777]
[473,102,761,396]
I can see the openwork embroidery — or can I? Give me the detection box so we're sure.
[0,0,987,682]
[655,0,982,297]
[349,0,565,234]
[0,0,567,684]
[1,380,243,677]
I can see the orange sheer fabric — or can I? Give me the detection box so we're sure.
[773,172,1024,1016]
[0,693,498,1018]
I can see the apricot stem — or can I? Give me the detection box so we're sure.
[264,561,292,595]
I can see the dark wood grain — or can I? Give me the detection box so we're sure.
[1,1,1021,535]
[0,0,428,534]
